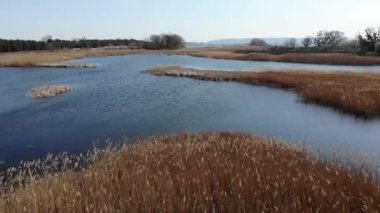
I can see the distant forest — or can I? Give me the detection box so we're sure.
[0,38,147,52]
[0,33,186,52]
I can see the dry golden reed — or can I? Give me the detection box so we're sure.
[177,46,380,65]
[1,133,379,212]
[30,85,71,99]
[2,46,380,67]
[0,48,146,67]
[147,66,380,117]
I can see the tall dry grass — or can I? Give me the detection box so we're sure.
[0,132,379,212]
[240,53,380,65]
[2,46,380,67]
[0,48,146,67]
[147,66,380,117]
[181,47,380,65]
[29,85,71,99]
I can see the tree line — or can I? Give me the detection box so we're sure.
[0,38,147,52]
[250,27,380,55]
[143,33,185,50]
[0,33,186,52]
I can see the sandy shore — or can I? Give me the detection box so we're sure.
[30,85,71,99]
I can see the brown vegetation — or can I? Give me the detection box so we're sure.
[185,49,380,65]
[2,46,380,67]
[30,85,71,99]
[0,48,146,67]
[147,66,380,117]
[1,132,379,212]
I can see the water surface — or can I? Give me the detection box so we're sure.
[1,54,380,168]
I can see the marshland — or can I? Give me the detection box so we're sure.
[2,52,380,212]
[147,66,380,117]
[1,133,380,212]
[2,0,380,212]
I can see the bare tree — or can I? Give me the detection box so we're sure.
[150,35,162,49]
[302,36,313,48]
[284,38,296,49]
[358,27,380,53]
[376,43,380,54]
[249,38,267,46]
[42,35,54,43]
[148,33,185,50]
[314,30,345,48]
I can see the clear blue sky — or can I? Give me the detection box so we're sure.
[1,0,379,42]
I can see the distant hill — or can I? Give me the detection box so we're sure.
[185,42,217,48]
[206,38,303,46]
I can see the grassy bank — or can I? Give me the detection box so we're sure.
[1,132,379,212]
[0,48,146,67]
[2,46,380,67]
[179,46,380,65]
[147,66,380,117]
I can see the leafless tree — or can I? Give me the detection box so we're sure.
[284,38,297,49]
[149,33,185,49]
[358,27,380,53]
[314,31,345,48]
[42,35,54,43]
[302,36,313,48]
[249,38,267,46]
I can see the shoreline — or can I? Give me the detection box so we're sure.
[1,132,379,211]
[2,47,380,67]
[146,66,380,118]
[38,63,97,68]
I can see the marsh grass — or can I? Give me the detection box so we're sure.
[0,132,379,212]
[29,85,71,99]
[176,47,380,65]
[147,66,380,117]
[2,46,380,67]
[239,53,380,65]
[0,48,146,67]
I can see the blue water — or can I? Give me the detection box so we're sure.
[1,54,380,168]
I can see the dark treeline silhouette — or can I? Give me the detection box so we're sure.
[358,27,380,55]
[0,38,147,52]
[249,38,267,46]
[144,33,185,50]
[247,27,380,56]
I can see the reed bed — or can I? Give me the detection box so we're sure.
[178,47,380,65]
[240,53,380,66]
[0,132,379,212]
[2,46,380,67]
[0,48,145,67]
[29,85,71,99]
[147,66,380,117]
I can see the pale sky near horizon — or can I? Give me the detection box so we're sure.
[1,0,379,42]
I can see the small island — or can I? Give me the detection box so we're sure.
[30,85,71,99]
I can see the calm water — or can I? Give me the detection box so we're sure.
[1,54,380,168]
